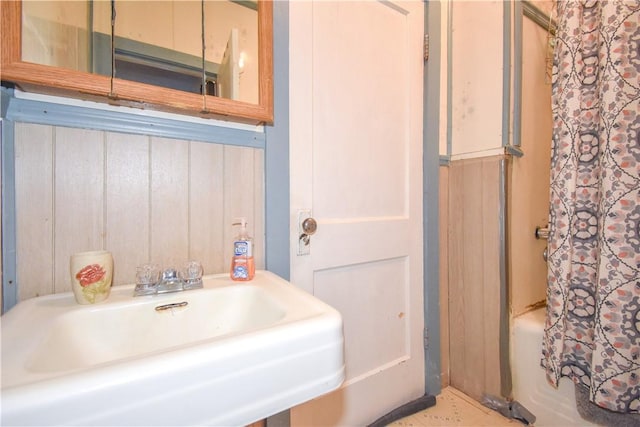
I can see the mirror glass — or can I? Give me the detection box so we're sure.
[21,1,98,73]
[21,1,259,104]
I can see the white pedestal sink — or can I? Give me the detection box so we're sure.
[1,271,344,426]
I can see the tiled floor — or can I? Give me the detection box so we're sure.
[388,387,525,427]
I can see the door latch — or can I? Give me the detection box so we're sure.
[297,210,317,256]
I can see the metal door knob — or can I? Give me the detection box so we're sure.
[302,217,317,235]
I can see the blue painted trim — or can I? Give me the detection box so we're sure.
[1,87,12,115]
[263,4,291,425]
[446,0,453,158]
[230,1,258,12]
[92,28,111,76]
[88,1,94,67]
[439,155,451,166]
[264,1,290,281]
[502,1,512,149]
[505,144,524,158]
[1,100,18,313]
[3,94,265,149]
[92,32,221,77]
[500,3,515,397]
[424,0,441,396]
[513,1,523,149]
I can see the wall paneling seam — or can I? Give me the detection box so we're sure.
[102,131,108,250]
[187,140,192,260]
[148,137,153,262]
[51,126,57,294]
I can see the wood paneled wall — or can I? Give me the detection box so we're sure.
[447,155,505,401]
[14,122,264,301]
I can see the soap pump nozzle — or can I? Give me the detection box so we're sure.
[232,217,248,237]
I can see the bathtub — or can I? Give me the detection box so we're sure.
[511,308,599,426]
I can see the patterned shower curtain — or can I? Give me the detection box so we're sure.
[541,0,639,415]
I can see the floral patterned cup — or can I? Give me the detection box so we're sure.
[70,250,114,304]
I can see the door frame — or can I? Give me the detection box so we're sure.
[423,0,442,396]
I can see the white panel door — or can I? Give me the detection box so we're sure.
[289,1,425,425]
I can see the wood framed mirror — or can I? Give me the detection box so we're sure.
[0,0,273,125]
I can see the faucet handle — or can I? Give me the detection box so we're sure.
[133,261,203,296]
[181,261,204,290]
[134,263,161,296]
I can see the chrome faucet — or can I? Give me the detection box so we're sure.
[156,268,183,294]
[133,262,203,296]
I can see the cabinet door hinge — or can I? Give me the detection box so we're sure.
[424,34,429,62]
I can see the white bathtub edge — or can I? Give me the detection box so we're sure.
[510,308,599,427]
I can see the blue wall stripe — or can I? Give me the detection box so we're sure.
[502,1,512,149]
[262,5,291,424]
[513,1,523,149]
[505,144,524,158]
[446,0,453,159]
[3,93,265,149]
[424,0,442,396]
[264,1,290,281]
[1,116,18,314]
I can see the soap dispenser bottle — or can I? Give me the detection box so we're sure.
[230,217,255,281]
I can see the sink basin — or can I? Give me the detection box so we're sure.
[1,271,344,426]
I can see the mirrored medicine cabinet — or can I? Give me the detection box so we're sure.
[1,0,273,124]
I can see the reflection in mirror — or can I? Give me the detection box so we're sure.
[20,1,259,104]
[204,1,258,103]
[21,1,100,72]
